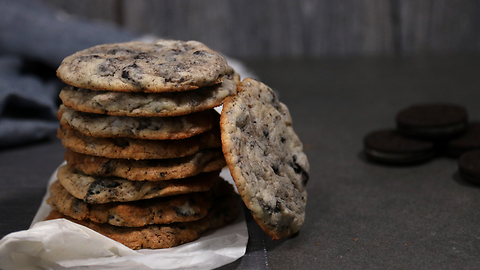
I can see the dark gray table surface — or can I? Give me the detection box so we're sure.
[2,56,480,269]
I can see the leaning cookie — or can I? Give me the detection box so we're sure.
[58,105,218,140]
[60,79,237,117]
[56,40,234,92]
[64,149,226,181]
[57,164,220,204]
[47,180,212,227]
[220,78,309,240]
[57,126,222,160]
[45,180,241,249]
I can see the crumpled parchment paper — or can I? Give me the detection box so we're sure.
[0,165,248,270]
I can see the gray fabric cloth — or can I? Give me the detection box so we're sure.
[0,0,138,148]
[0,56,60,148]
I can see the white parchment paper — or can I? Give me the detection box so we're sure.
[0,165,248,270]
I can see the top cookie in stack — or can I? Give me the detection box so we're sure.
[49,39,242,250]
[57,39,238,92]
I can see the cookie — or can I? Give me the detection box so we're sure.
[220,78,309,240]
[447,122,480,157]
[396,103,468,140]
[363,129,437,164]
[64,149,225,181]
[45,179,241,249]
[57,126,222,160]
[458,150,480,184]
[57,164,220,203]
[48,180,212,227]
[56,40,234,92]
[58,105,218,140]
[59,79,237,117]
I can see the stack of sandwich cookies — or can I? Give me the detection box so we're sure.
[363,103,470,165]
[363,103,480,186]
[47,39,241,249]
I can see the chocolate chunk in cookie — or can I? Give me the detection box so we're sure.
[220,78,309,240]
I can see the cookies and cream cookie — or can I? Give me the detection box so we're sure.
[57,126,222,160]
[45,179,241,250]
[59,79,237,117]
[64,149,226,181]
[58,105,218,140]
[220,78,309,240]
[57,164,220,204]
[48,180,212,227]
[56,40,234,92]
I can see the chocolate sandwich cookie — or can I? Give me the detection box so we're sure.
[395,103,468,140]
[221,78,309,240]
[458,150,480,184]
[363,129,437,164]
[447,122,480,157]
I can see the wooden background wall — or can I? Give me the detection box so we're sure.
[43,0,480,58]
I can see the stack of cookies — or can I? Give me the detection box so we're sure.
[46,40,241,249]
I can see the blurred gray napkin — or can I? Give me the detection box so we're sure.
[0,0,137,148]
